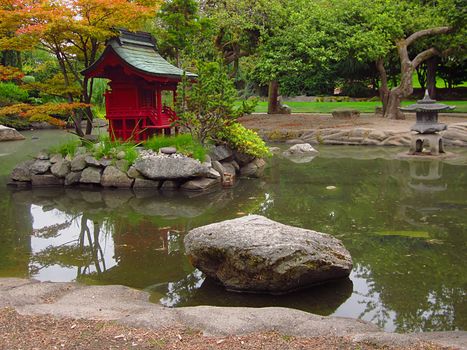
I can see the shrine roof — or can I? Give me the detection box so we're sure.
[82,29,197,80]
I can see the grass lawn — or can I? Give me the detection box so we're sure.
[249,100,467,113]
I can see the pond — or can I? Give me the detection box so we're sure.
[0,130,466,333]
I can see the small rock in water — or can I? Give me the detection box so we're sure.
[32,136,39,140]
[326,186,337,190]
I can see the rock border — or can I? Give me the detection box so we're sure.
[0,278,465,349]
[8,144,267,192]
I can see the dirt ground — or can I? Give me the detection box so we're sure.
[239,113,467,133]
[0,308,449,350]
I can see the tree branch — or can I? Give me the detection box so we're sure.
[405,26,451,47]
[412,47,440,69]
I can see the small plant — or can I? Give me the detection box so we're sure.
[49,138,81,157]
[144,134,207,161]
[217,122,271,159]
[92,134,140,163]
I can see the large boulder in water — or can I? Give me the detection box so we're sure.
[184,215,352,294]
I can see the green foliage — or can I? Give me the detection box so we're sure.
[217,122,271,159]
[0,82,29,106]
[92,135,139,164]
[49,139,81,157]
[176,61,245,145]
[144,134,207,162]
[0,115,30,130]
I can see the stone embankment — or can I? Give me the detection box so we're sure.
[1,278,465,349]
[8,144,266,192]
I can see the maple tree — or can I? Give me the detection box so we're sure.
[0,0,160,135]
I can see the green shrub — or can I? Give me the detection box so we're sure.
[0,115,30,130]
[217,122,271,159]
[49,139,81,157]
[0,82,29,106]
[92,134,139,163]
[144,134,207,162]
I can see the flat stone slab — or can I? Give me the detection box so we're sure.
[184,215,353,294]
[0,278,464,349]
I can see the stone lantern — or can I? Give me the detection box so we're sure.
[400,90,455,155]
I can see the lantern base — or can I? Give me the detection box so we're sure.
[409,133,444,155]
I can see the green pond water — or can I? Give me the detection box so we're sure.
[0,130,466,333]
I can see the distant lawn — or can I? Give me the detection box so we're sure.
[248,100,467,114]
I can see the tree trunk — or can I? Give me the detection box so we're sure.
[376,59,389,115]
[267,80,280,114]
[384,89,405,120]
[426,56,438,98]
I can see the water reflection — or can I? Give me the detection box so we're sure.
[0,136,466,333]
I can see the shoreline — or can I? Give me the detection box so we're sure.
[1,278,465,349]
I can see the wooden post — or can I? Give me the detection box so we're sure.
[156,88,162,118]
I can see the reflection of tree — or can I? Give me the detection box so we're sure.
[30,215,109,278]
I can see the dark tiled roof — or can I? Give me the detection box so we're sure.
[83,29,197,79]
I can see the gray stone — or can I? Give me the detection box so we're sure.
[101,166,134,188]
[71,154,87,171]
[160,147,177,154]
[85,155,101,167]
[211,161,225,181]
[30,160,51,174]
[100,158,112,167]
[160,180,180,190]
[115,159,129,172]
[50,159,71,178]
[220,161,236,176]
[133,178,160,189]
[0,125,25,141]
[283,143,318,156]
[64,171,81,186]
[240,158,266,178]
[49,154,63,164]
[134,156,209,180]
[234,151,254,166]
[80,167,101,184]
[116,150,126,160]
[331,109,360,119]
[10,160,34,181]
[31,174,64,187]
[35,150,49,160]
[184,215,352,293]
[127,166,143,179]
[205,168,221,179]
[180,177,220,191]
[75,147,87,155]
[210,145,234,162]
[230,160,240,172]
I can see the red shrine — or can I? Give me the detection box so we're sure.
[82,29,197,141]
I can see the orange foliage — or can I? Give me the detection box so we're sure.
[0,65,25,81]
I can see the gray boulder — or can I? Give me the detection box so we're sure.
[134,156,209,180]
[184,215,352,294]
[71,154,87,171]
[0,125,25,141]
[30,160,52,174]
[49,154,63,164]
[239,158,266,178]
[234,151,255,166]
[80,167,101,184]
[31,174,64,187]
[85,155,101,167]
[180,177,220,192]
[210,145,233,162]
[133,178,160,189]
[160,147,177,155]
[50,159,71,178]
[101,166,134,188]
[220,161,236,176]
[283,143,318,156]
[35,150,49,160]
[65,171,82,186]
[11,160,34,181]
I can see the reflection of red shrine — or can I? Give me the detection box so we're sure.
[82,29,197,141]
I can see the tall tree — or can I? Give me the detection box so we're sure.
[2,0,159,136]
